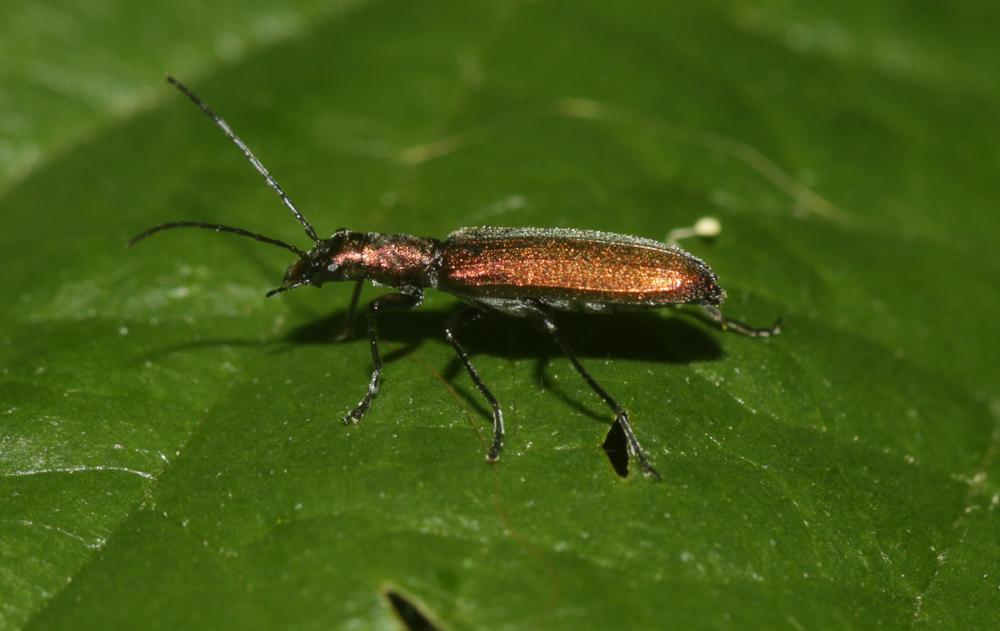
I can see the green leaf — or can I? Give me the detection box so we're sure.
[2,1,998,629]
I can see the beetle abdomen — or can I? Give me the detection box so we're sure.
[438,227,724,308]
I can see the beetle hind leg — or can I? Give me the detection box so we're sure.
[528,305,662,481]
[702,304,782,338]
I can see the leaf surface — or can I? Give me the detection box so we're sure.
[2,1,998,629]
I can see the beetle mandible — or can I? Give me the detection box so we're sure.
[130,77,781,481]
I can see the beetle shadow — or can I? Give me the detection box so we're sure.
[137,306,722,434]
[284,307,722,425]
[287,307,720,358]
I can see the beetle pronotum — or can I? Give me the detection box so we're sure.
[130,77,781,480]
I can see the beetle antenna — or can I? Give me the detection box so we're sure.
[166,76,321,244]
[128,221,307,257]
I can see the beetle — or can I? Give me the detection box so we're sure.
[130,77,781,480]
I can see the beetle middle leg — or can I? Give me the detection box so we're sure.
[343,289,423,424]
[527,305,662,480]
[443,307,505,462]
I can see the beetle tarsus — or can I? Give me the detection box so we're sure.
[486,443,502,463]
[615,412,662,481]
[343,400,371,425]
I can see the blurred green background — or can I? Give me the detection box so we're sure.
[2,1,998,629]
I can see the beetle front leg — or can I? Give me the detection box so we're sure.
[343,289,423,423]
[701,304,782,338]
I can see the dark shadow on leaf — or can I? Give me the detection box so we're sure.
[384,590,441,631]
[285,307,721,359]
[285,307,722,428]
[602,420,629,479]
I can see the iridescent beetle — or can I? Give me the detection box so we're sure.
[131,78,781,480]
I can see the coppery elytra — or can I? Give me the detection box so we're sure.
[129,77,781,481]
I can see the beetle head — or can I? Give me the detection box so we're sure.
[273,229,367,295]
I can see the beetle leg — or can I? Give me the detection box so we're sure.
[702,304,782,338]
[334,279,364,341]
[343,289,423,424]
[528,305,662,481]
[443,307,505,462]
